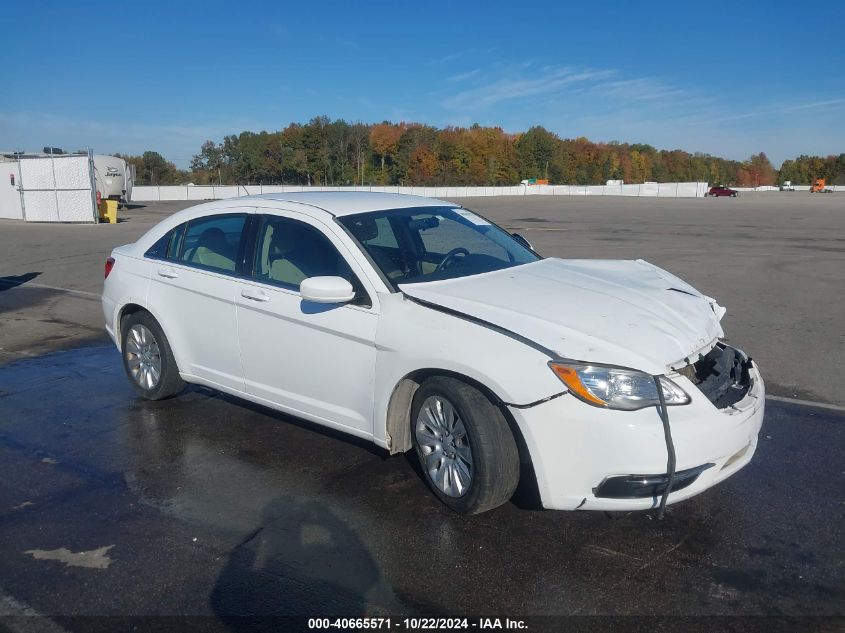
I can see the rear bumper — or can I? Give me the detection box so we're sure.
[510,363,765,511]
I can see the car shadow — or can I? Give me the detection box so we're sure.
[0,271,41,292]
[209,495,386,630]
[188,385,387,459]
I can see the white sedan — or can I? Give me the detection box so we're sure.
[102,193,765,514]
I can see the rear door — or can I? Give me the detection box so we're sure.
[146,209,254,392]
[235,211,379,437]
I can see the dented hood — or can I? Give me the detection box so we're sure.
[399,258,725,374]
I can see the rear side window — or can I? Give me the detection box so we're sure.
[167,224,185,259]
[145,232,170,259]
[178,214,247,274]
[144,223,186,261]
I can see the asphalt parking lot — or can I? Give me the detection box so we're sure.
[0,193,843,631]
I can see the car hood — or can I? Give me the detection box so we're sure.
[399,258,725,374]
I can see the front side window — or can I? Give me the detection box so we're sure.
[178,214,247,273]
[340,207,539,285]
[253,215,356,290]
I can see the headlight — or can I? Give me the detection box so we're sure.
[549,362,690,410]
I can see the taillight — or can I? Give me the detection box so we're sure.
[104,257,115,279]
[96,191,102,206]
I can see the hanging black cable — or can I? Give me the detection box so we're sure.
[654,376,676,520]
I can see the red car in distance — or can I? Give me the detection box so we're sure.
[707,186,738,197]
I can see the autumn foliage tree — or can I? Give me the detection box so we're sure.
[175,116,833,188]
[119,151,186,185]
[737,152,777,186]
[370,123,404,183]
[408,145,439,184]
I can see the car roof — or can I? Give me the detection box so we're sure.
[130,192,459,254]
[239,191,454,217]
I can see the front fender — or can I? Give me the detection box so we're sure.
[373,294,563,448]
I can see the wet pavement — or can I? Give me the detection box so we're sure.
[0,345,842,631]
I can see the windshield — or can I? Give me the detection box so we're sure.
[339,206,540,286]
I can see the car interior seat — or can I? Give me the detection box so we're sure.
[348,217,405,281]
[192,227,235,271]
[268,224,321,285]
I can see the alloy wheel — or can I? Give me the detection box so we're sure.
[415,395,474,497]
[125,324,162,390]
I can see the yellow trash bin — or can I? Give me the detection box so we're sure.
[99,199,118,224]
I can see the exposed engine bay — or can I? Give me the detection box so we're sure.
[678,344,754,409]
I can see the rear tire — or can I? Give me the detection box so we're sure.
[411,377,519,514]
[121,311,185,400]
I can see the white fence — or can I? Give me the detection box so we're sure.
[0,160,23,220]
[732,185,845,192]
[131,182,712,202]
[0,154,97,222]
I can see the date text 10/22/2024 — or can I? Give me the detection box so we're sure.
[307,618,528,630]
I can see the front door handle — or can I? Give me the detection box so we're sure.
[157,267,179,279]
[240,288,270,302]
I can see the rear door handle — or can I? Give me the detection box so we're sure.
[157,267,179,279]
[240,288,270,302]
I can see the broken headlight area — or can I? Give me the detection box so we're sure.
[677,344,753,409]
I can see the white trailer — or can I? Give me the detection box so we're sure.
[93,154,133,204]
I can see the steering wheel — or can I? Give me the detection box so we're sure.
[435,247,470,273]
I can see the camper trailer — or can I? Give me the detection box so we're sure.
[93,154,133,204]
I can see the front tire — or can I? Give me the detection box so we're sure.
[411,377,519,514]
[121,311,185,400]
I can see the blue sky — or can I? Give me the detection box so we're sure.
[1,0,843,167]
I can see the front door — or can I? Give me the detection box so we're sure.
[236,212,379,437]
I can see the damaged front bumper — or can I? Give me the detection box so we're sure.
[593,463,714,499]
[509,350,765,511]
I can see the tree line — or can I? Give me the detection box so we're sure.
[119,117,844,187]
[778,154,845,185]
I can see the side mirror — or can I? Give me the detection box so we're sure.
[300,276,356,304]
[511,232,534,251]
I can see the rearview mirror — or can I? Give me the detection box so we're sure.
[511,232,533,251]
[300,276,356,304]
